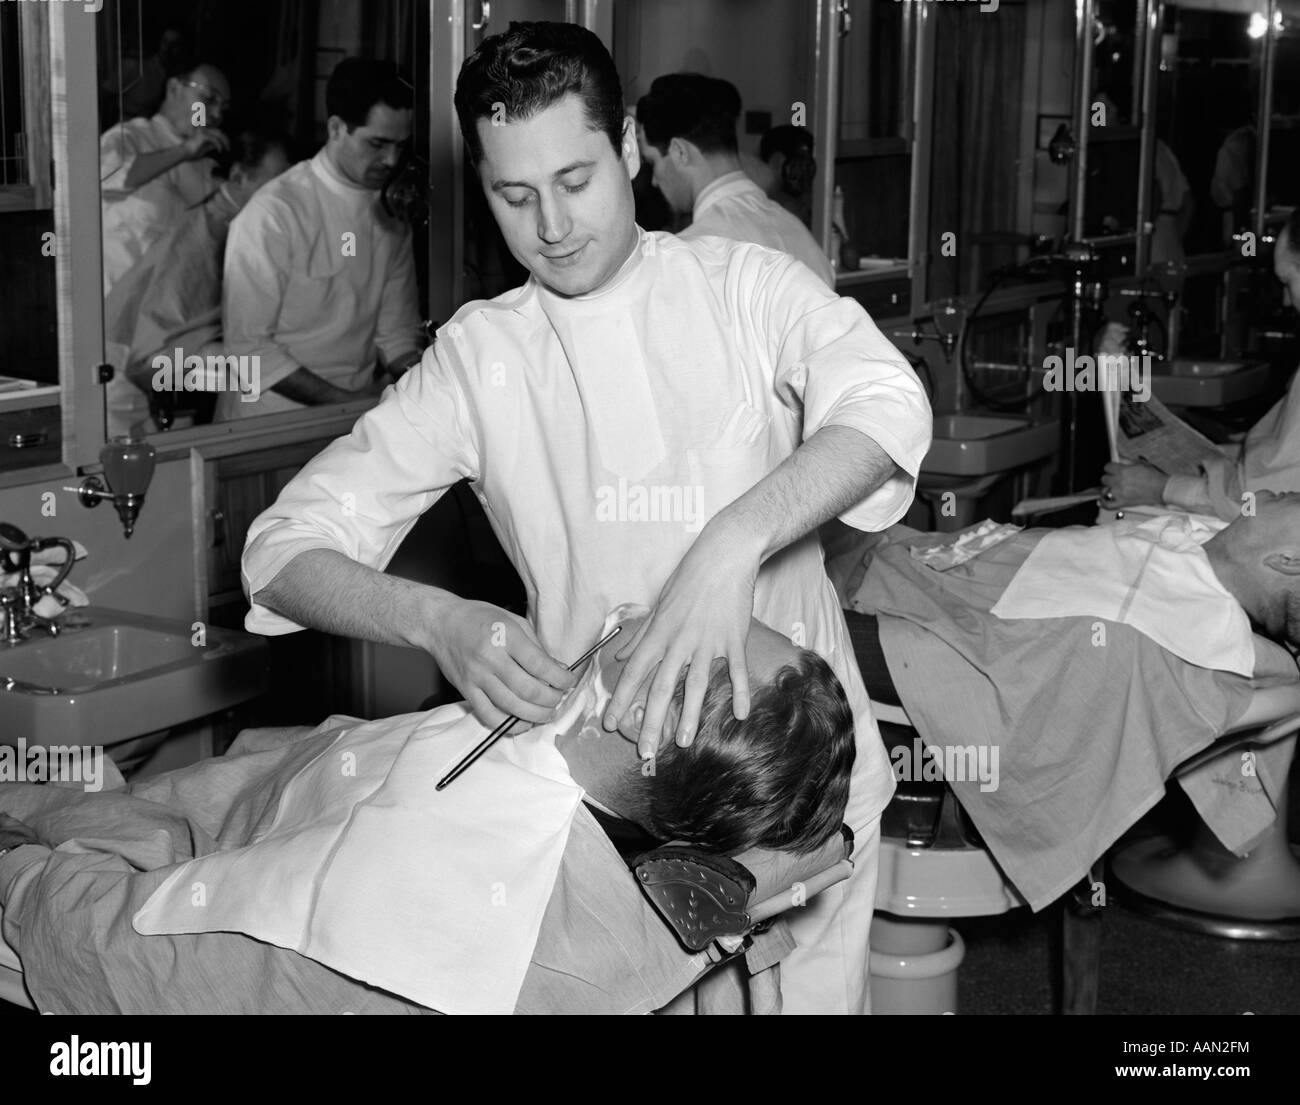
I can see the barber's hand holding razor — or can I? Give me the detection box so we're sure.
[1101,459,1167,508]
[604,518,759,759]
[182,127,230,161]
[426,597,577,729]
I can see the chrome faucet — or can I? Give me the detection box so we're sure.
[0,522,76,642]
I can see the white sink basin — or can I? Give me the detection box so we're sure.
[0,606,268,747]
[923,413,1059,477]
[1150,360,1269,407]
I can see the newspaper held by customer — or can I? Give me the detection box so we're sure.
[1116,393,1232,476]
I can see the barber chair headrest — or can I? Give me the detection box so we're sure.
[631,825,855,952]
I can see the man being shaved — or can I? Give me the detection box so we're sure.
[0,609,854,1014]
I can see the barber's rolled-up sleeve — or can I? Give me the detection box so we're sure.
[241,342,481,634]
[223,197,308,395]
[756,252,932,531]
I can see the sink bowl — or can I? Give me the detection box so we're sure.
[0,625,198,687]
[1150,359,1269,407]
[0,606,268,747]
[923,413,1059,477]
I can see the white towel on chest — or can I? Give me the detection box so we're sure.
[132,674,606,1014]
[990,513,1256,676]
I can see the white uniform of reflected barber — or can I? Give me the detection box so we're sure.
[218,60,425,418]
[99,63,232,297]
[635,73,835,288]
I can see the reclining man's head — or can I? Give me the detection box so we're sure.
[554,614,856,857]
[453,21,641,298]
[1205,490,1300,646]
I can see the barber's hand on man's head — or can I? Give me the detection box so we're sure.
[182,127,230,161]
[425,597,577,731]
[604,519,760,759]
[1101,460,1168,508]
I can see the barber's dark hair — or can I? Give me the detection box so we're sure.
[326,58,413,130]
[616,652,855,856]
[636,73,741,155]
[454,21,625,165]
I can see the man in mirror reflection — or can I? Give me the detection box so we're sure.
[216,59,425,420]
[99,61,233,298]
[103,131,292,438]
[635,74,834,288]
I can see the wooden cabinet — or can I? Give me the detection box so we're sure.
[194,437,362,739]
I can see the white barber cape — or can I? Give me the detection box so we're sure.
[242,229,931,1012]
[218,150,424,419]
[682,171,836,289]
[133,669,602,1014]
[100,114,218,296]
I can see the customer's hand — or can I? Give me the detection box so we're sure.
[182,127,229,161]
[0,812,43,852]
[1101,460,1167,508]
[605,517,760,759]
[424,597,577,730]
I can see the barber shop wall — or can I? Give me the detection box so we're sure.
[0,457,194,620]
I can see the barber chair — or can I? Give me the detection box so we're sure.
[633,826,855,1014]
[1110,689,1300,939]
[863,671,1300,1015]
[632,826,855,953]
[866,698,1027,1015]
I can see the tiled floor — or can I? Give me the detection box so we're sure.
[957,790,1300,1015]
[956,897,1300,1015]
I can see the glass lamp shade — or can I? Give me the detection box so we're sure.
[101,436,156,497]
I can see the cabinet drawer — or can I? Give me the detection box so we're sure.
[840,277,911,320]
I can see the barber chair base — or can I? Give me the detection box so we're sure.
[869,914,964,1014]
[875,837,1026,917]
[1111,830,1300,941]
[871,837,1025,1013]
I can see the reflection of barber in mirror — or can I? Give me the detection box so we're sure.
[217,59,425,421]
[635,75,834,289]
[1103,210,1300,519]
[104,131,292,439]
[1091,90,1192,265]
[99,63,232,298]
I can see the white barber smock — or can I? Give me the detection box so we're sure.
[99,114,218,296]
